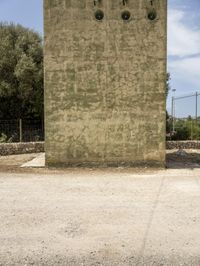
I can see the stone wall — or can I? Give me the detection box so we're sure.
[44,0,167,167]
[167,141,200,150]
[0,142,44,156]
[0,141,200,157]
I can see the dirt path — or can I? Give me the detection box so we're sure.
[0,162,200,265]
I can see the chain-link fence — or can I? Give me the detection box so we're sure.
[1,92,199,143]
[0,119,44,143]
[167,92,200,140]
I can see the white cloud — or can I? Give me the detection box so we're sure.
[169,56,200,88]
[167,56,200,115]
[168,9,200,57]
[167,4,200,114]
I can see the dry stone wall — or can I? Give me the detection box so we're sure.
[1,141,200,157]
[0,142,44,156]
[167,141,200,150]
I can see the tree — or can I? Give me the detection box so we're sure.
[172,120,190,140]
[0,23,43,120]
[166,111,171,134]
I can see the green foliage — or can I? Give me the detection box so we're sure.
[173,120,190,140]
[189,121,200,140]
[0,133,12,143]
[0,133,7,143]
[169,118,200,140]
[166,111,170,134]
[0,23,43,120]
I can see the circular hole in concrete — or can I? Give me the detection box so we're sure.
[148,11,157,21]
[121,10,131,21]
[95,10,104,21]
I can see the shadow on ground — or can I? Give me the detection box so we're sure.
[1,150,200,172]
[166,150,200,169]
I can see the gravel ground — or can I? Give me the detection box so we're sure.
[0,151,200,265]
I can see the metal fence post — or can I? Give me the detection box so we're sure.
[19,119,22,142]
[171,96,174,134]
[196,91,198,125]
[172,96,175,132]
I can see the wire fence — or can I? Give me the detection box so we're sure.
[0,119,44,143]
[168,91,200,140]
[1,92,200,143]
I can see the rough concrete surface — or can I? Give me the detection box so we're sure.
[0,153,39,168]
[21,153,45,168]
[1,152,200,265]
[44,0,167,166]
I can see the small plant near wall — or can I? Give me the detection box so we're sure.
[0,133,12,143]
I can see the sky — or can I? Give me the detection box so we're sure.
[0,0,199,118]
[167,0,200,117]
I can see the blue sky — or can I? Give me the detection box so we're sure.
[0,0,43,34]
[167,0,200,117]
[0,0,199,117]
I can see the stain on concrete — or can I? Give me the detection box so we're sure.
[44,0,167,167]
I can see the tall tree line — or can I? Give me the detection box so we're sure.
[0,23,43,120]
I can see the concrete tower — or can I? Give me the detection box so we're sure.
[44,0,167,167]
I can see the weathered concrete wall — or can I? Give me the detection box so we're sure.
[44,0,167,167]
[0,142,44,156]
